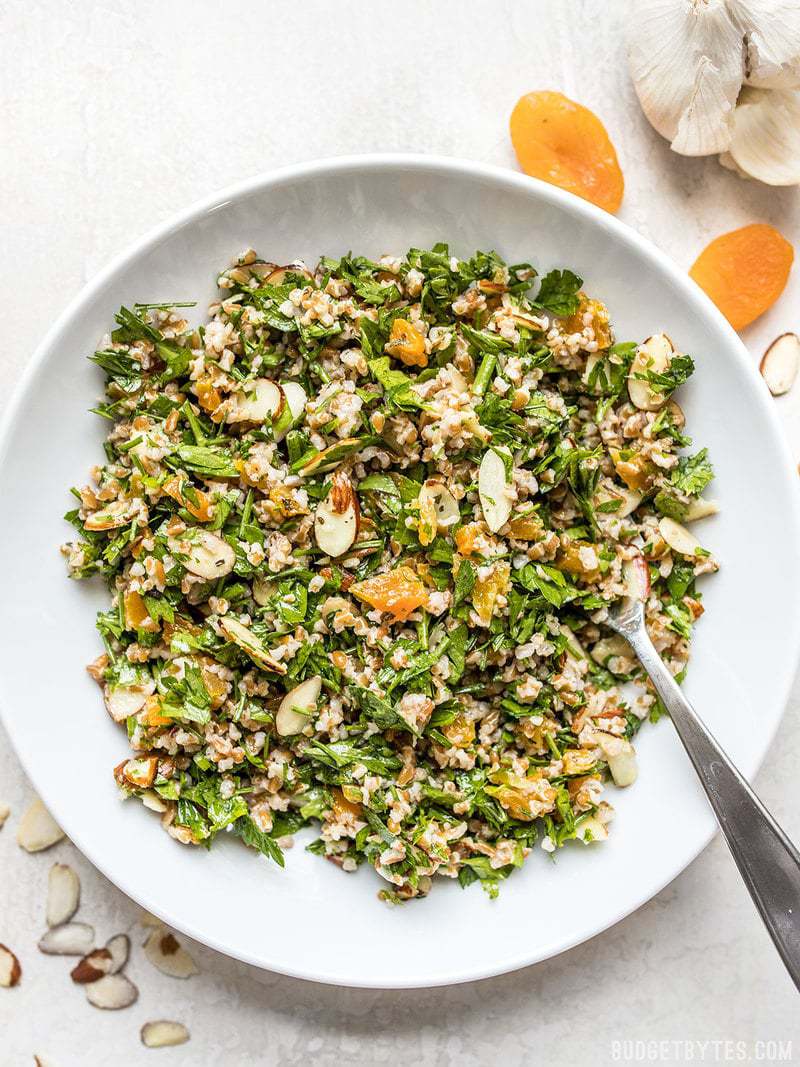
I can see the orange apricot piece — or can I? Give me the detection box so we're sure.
[689,224,794,331]
[510,91,624,214]
[350,566,427,621]
[386,318,427,368]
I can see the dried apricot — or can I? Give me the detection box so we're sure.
[350,566,427,621]
[386,318,427,368]
[472,561,510,625]
[442,712,476,749]
[508,514,544,540]
[556,541,601,582]
[689,224,794,331]
[331,787,363,819]
[562,294,612,348]
[454,522,483,557]
[124,590,158,632]
[142,694,172,728]
[162,475,213,522]
[510,91,624,213]
[195,379,222,415]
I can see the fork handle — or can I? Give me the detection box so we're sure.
[626,625,800,992]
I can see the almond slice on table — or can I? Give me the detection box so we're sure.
[276,675,322,737]
[17,798,65,852]
[628,333,674,411]
[85,973,139,1010]
[46,864,80,927]
[0,944,21,987]
[70,947,112,984]
[105,933,130,974]
[658,516,703,557]
[143,929,199,978]
[760,333,800,396]
[226,378,284,425]
[38,922,94,957]
[170,528,235,581]
[478,449,512,533]
[141,1021,191,1048]
[0,801,10,829]
[314,470,359,558]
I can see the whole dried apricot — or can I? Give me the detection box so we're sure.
[689,223,794,331]
[510,91,624,213]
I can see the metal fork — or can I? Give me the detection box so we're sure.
[606,593,800,992]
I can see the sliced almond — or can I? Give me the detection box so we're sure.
[141,790,168,813]
[276,675,322,736]
[299,437,363,477]
[141,1021,190,1048]
[85,973,138,1010]
[658,516,703,557]
[38,922,94,957]
[219,617,287,674]
[103,679,155,723]
[628,333,674,411]
[596,484,642,519]
[314,471,359,558]
[665,398,685,429]
[760,332,800,397]
[591,635,634,671]
[46,864,80,927]
[0,944,21,987]
[684,497,719,522]
[143,929,199,979]
[575,814,609,843]
[264,263,313,286]
[478,449,512,533]
[120,756,158,788]
[0,802,10,829]
[70,947,112,984]
[226,378,284,425]
[252,576,276,607]
[105,933,130,974]
[170,528,235,581]
[622,552,651,601]
[17,798,64,853]
[596,733,639,787]
[274,380,308,442]
[418,480,460,543]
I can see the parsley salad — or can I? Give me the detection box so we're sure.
[62,244,717,902]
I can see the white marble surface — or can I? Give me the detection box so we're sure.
[1,1,799,1063]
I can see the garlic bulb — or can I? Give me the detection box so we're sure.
[628,0,800,185]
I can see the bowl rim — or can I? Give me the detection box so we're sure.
[2,153,799,988]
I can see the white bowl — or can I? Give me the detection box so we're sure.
[2,155,799,989]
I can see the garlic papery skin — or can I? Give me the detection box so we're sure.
[628,0,800,181]
[725,88,800,185]
[628,0,744,156]
[733,0,800,90]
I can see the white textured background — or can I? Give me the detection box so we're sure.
[1,1,799,1064]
